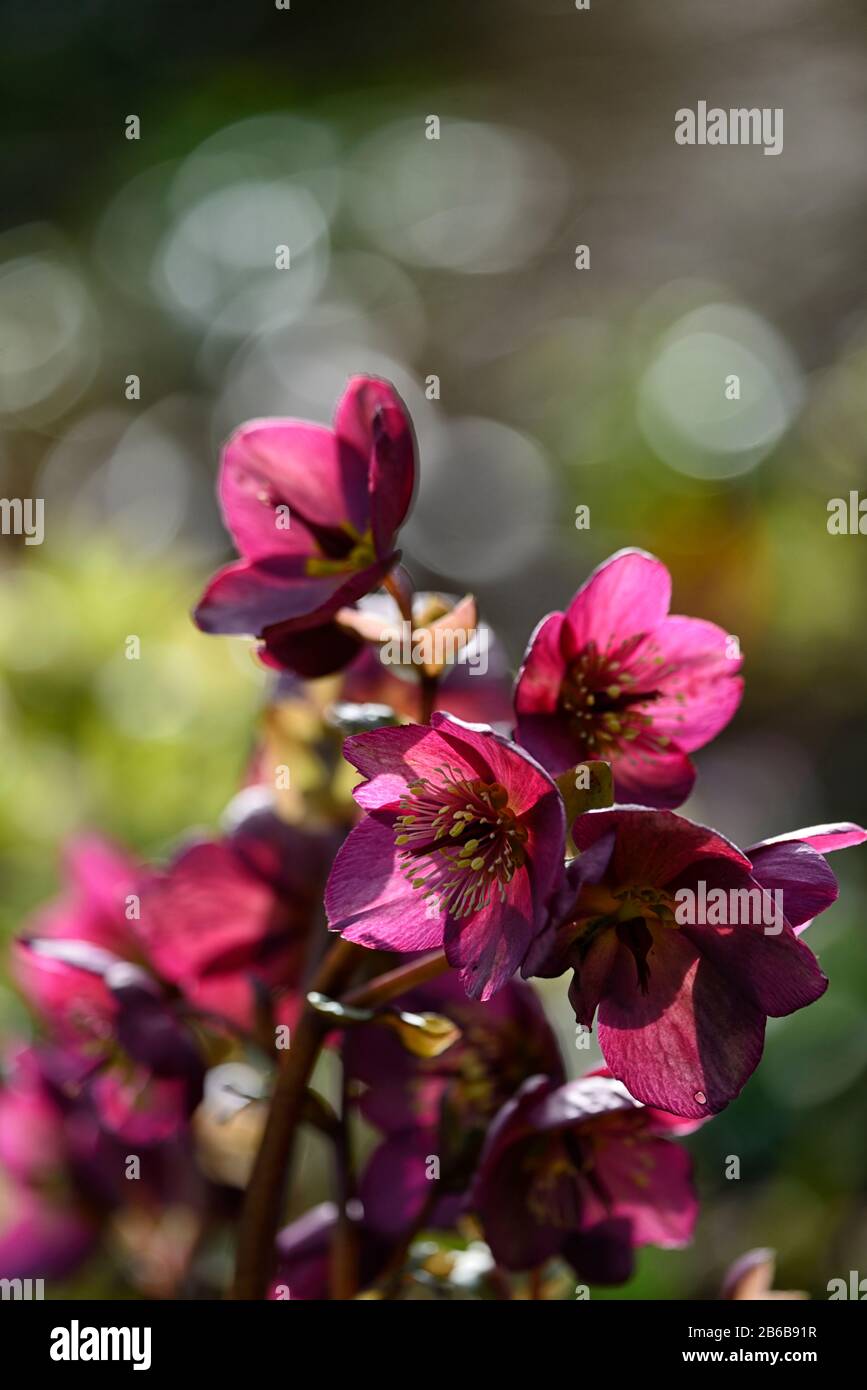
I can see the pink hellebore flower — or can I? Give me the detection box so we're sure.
[514,549,743,808]
[524,810,866,1118]
[12,835,143,1043]
[13,837,205,1145]
[136,802,334,1034]
[194,376,416,677]
[343,974,565,1238]
[471,1071,698,1282]
[0,1046,93,1280]
[268,1204,391,1301]
[325,713,567,1000]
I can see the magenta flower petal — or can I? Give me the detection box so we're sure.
[334,376,416,553]
[12,938,119,1042]
[343,721,482,813]
[220,420,369,559]
[681,910,828,1018]
[15,834,141,1014]
[535,805,859,1117]
[523,831,617,980]
[434,713,561,819]
[343,973,564,1152]
[471,1072,698,1276]
[572,808,751,890]
[327,717,567,998]
[597,929,767,1117]
[626,615,744,752]
[194,552,395,637]
[270,1203,390,1301]
[195,375,418,677]
[584,1066,708,1137]
[0,1047,68,1184]
[443,871,535,1000]
[514,550,742,807]
[0,1183,94,1280]
[562,549,672,652]
[325,813,448,952]
[359,1132,464,1238]
[63,836,140,948]
[607,738,696,809]
[137,812,327,1032]
[593,1135,697,1248]
[513,612,566,715]
[746,840,839,930]
[567,929,620,1027]
[90,1068,193,1145]
[749,822,867,855]
[259,618,363,678]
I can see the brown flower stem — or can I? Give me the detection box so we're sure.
[231,938,362,1300]
[329,1063,360,1300]
[383,569,438,722]
[232,944,450,1299]
[418,670,439,724]
[340,948,449,1011]
[385,569,414,623]
[489,1267,514,1300]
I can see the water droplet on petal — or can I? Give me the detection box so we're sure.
[694,1090,707,1105]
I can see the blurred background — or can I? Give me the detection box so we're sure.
[1,0,866,1298]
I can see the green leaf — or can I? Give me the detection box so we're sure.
[555,760,614,826]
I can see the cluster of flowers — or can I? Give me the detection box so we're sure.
[2,377,862,1299]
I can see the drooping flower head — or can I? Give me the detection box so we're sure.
[343,974,566,1235]
[136,797,335,1034]
[514,549,743,808]
[471,1071,698,1282]
[525,810,865,1118]
[12,835,142,1038]
[325,714,567,1000]
[268,1203,391,1301]
[13,836,206,1145]
[195,376,416,676]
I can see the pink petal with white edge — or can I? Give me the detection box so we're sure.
[746,839,839,930]
[748,823,867,855]
[561,549,672,655]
